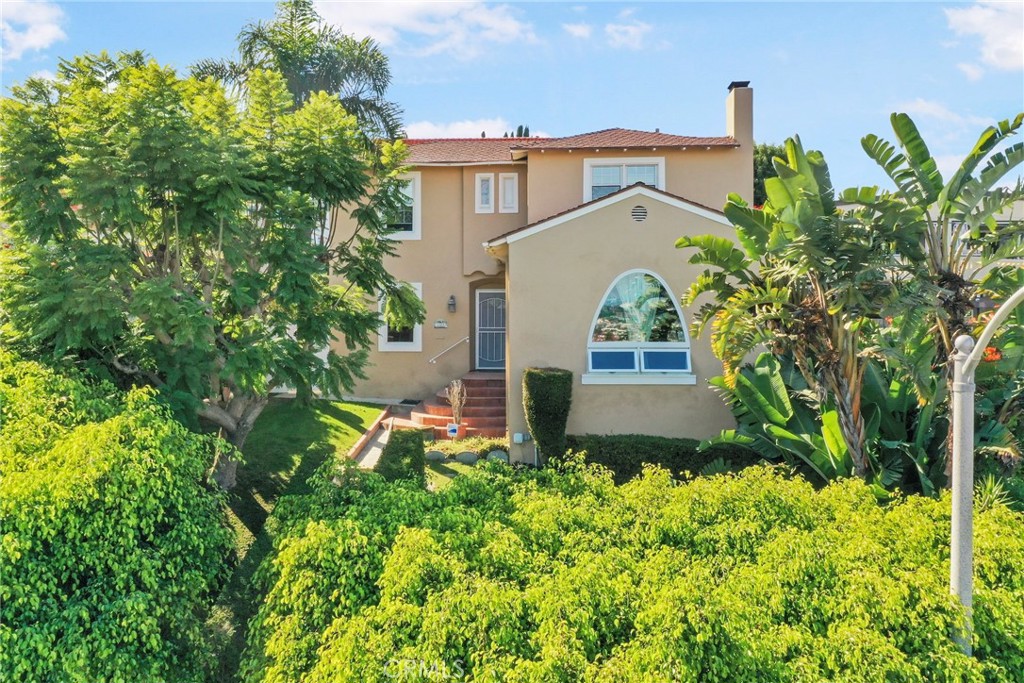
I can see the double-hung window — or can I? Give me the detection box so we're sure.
[584,157,665,201]
[385,172,421,240]
[378,282,423,352]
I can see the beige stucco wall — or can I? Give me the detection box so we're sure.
[461,164,527,276]
[503,192,737,463]
[327,165,510,400]
[525,147,752,225]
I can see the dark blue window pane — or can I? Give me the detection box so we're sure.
[642,350,689,371]
[590,350,636,371]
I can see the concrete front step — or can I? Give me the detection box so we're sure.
[434,390,506,405]
[421,400,505,418]
[436,387,505,400]
[410,408,506,429]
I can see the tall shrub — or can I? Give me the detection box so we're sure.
[0,352,232,682]
[522,367,573,462]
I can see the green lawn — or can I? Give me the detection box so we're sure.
[426,459,477,491]
[205,397,382,683]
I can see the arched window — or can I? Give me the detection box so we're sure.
[588,270,691,375]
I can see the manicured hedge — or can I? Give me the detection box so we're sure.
[374,428,425,484]
[522,367,572,462]
[566,433,763,483]
[241,461,1024,682]
[0,352,232,682]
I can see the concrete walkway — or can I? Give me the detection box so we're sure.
[353,423,390,469]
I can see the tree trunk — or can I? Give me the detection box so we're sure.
[203,394,270,489]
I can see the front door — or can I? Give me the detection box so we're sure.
[476,290,506,370]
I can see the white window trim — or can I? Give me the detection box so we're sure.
[583,157,666,202]
[378,282,423,352]
[475,173,495,214]
[582,373,697,385]
[498,172,519,214]
[385,171,422,241]
[585,269,695,385]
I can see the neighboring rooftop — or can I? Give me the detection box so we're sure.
[404,127,738,164]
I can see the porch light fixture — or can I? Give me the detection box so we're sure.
[448,295,457,313]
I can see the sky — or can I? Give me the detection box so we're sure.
[1,0,1022,192]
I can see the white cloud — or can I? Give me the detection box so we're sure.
[944,1,1024,75]
[1,0,67,62]
[314,1,536,59]
[896,98,990,127]
[29,68,56,81]
[405,117,548,138]
[957,62,985,81]
[604,12,651,50]
[562,22,592,39]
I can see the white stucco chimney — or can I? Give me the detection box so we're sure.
[726,80,753,147]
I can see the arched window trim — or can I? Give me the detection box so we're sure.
[586,269,694,379]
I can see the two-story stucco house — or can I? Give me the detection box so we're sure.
[329,81,755,463]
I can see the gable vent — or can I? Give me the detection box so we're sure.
[631,205,648,222]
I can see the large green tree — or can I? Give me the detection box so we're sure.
[0,52,423,486]
[753,141,785,206]
[192,0,402,140]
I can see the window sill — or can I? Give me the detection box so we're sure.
[581,373,697,385]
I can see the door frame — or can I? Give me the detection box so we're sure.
[474,288,506,370]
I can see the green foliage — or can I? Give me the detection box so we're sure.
[429,435,509,458]
[0,52,424,462]
[191,0,402,139]
[566,433,761,484]
[753,141,785,206]
[0,351,232,682]
[522,367,573,463]
[374,429,426,485]
[240,462,1024,682]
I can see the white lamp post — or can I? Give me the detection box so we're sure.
[949,285,1024,655]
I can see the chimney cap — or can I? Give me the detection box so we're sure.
[728,80,751,91]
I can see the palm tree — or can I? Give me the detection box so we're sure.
[192,0,402,140]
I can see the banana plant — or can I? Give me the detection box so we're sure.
[851,112,1024,358]
[678,136,927,478]
[704,353,855,484]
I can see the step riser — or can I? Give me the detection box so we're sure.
[434,393,506,407]
[410,412,506,428]
[438,387,506,398]
[422,404,506,418]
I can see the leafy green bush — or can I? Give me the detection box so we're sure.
[522,367,572,462]
[241,460,1024,682]
[374,428,425,484]
[567,433,762,484]
[0,351,232,682]
[430,436,509,458]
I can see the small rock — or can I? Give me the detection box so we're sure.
[455,451,478,464]
[425,450,446,462]
[486,450,509,463]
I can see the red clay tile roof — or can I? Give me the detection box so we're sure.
[404,128,737,164]
[484,183,726,246]
[404,138,528,164]
[510,128,737,150]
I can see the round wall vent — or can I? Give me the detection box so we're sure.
[631,205,648,222]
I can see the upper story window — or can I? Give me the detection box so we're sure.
[499,173,519,213]
[385,172,421,240]
[583,157,666,202]
[584,270,694,385]
[475,173,494,213]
